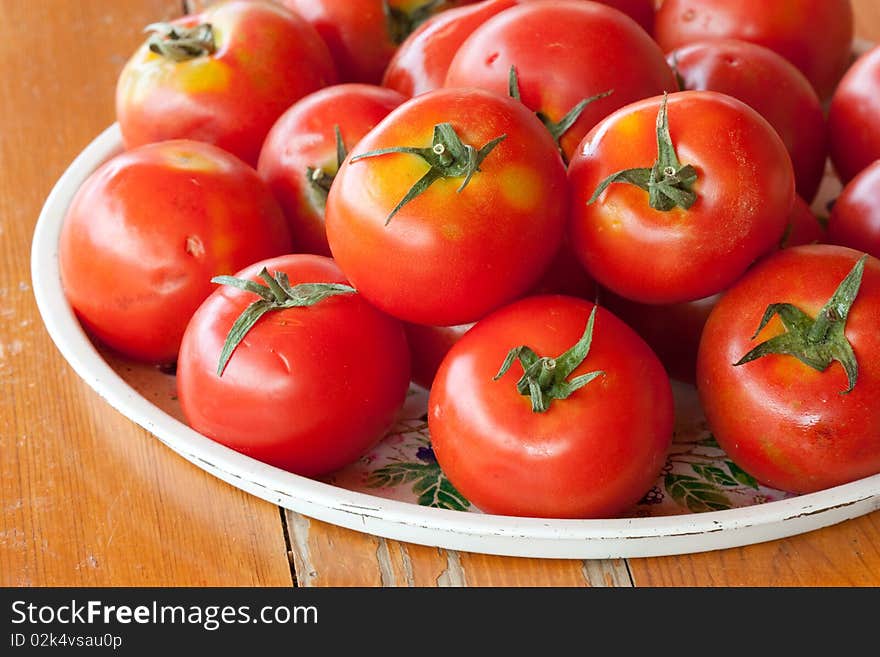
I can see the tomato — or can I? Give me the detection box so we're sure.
[655,0,854,100]
[428,294,674,518]
[177,254,411,477]
[828,160,880,258]
[282,0,477,85]
[116,0,336,167]
[257,84,406,256]
[325,87,568,326]
[828,45,880,185]
[59,140,292,365]
[781,195,827,250]
[383,0,520,98]
[669,39,827,204]
[444,0,677,163]
[697,245,880,494]
[568,91,795,304]
[530,241,597,299]
[403,322,473,389]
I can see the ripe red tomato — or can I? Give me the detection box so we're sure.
[428,295,674,518]
[383,0,519,98]
[282,0,477,84]
[828,160,880,258]
[655,0,854,100]
[595,0,655,35]
[444,0,677,163]
[403,322,473,389]
[568,91,795,304]
[669,39,827,204]
[116,0,336,166]
[325,87,568,326]
[257,84,406,256]
[697,245,880,494]
[828,45,880,185]
[177,254,411,477]
[59,140,292,365]
[782,195,827,250]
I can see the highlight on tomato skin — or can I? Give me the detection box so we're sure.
[176,254,412,478]
[257,83,407,256]
[828,160,880,259]
[58,140,292,366]
[428,294,674,519]
[696,245,880,495]
[116,0,337,167]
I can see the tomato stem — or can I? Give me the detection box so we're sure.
[734,254,868,394]
[383,0,448,45]
[587,93,698,211]
[507,66,612,165]
[494,306,605,413]
[211,268,356,376]
[349,122,507,224]
[145,22,216,62]
[305,125,347,211]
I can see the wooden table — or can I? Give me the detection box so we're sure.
[3,0,880,588]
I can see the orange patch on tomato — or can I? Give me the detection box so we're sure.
[498,164,542,212]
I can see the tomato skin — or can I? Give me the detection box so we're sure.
[382,0,520,98]
[325,87,568,326]
[282,0,478,85]
[697,245,880,494]
[257,84,406,256]
[828,45,880,185]
[655,0,854,100]
[669,39,827,204]
[116,0,336,167]
[444,0,677,162]
[828,160,880,259]
[568,91,795,304]
[782,194,827,250]
[403,322,473,389]
[428,295,674,518]
[59,140,292,365]
[594,0,654,34]
[177,254,411,477]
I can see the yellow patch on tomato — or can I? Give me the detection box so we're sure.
[121,41,231,104]
[498,164,542,212]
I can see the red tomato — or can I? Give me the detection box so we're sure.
[325,87,568,326]
[116,0,336,167]
[828,45,880,184]
[782,194,827,250]
[428,295,674,518]
[568,91,795,304]
[655,0,854,100]
[669,39,827,204]
[257,84,406,256]
[383,0,520,98]
[697,245,880,494]
[594,0,655,34]
[444,0,677,162]
[59,140,292,365]
[177,254,411,477]
[282,0,477,85]
[828,160,880,258]
[403,322,473,389]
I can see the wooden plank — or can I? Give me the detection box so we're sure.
[854,0,880,42]
[287,513,631,587]
[0,0,292,586]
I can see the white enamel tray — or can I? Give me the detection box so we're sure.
[31,122,880,560]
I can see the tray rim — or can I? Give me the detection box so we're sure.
[30,122,880,560]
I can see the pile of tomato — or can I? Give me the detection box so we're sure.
[58,0,880,520]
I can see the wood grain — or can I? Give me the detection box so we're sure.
[0,0,292,587]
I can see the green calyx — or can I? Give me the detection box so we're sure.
[735,255,868,394]
[349,122,507,224]
[494,306,605,413]
[211,268,356,377]
[588,93,698,212]
[305,125,347,211]
[145,22,216,62]
[508,66,613,165]
[383,0,446,45]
